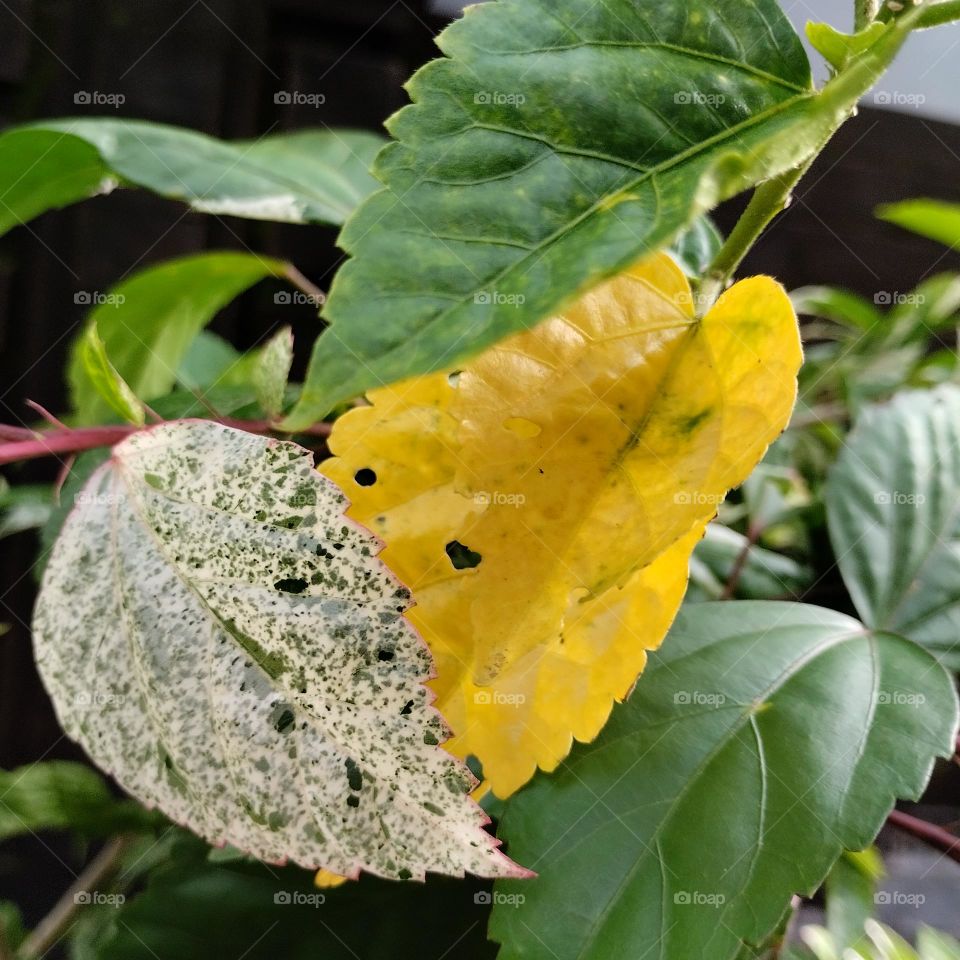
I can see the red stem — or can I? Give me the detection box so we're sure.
[887,809,960,866]
[0,420,331,467]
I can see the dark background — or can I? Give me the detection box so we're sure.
[1,0,959,938]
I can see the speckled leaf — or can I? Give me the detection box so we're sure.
[32,421,526,881]
[826,387,960,670]
[0,121,385,231]
[322,253,802,797]
[285,2,918,428]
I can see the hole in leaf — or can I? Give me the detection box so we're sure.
[274,577,308,594]
[377,648,395,662]
[445,540,482,570]
[354,468,377,487]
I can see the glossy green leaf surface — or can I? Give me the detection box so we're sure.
[286,1,918,427]
[492,602,957,960]
[826,386,960,669]
[0,122,385,234]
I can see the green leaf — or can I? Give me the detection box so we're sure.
[491,601,958,960]
[176,332,242,391]
[89,839,499,960]
[792,286,883,332]
[33,421,525,881]
[253,327,294,418]
[0,129,116,237]
[0,761,156,839]
[78,322,147,426]
[0,123,385,235]
[878,199,960,250]
[806,21,888,71]
[284,3,919,428]
[825,386,960,668]
[68,252,286,424]
[0,484,52,540]
[669,216,723,278]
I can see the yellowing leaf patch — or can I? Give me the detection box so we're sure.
[322,254,801,797]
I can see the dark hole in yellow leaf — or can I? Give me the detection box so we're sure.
[445,540,482,570]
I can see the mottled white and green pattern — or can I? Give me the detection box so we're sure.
[33,421,525,880]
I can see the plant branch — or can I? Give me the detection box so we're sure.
[698,161,812,313]
[18,835,132,959]
[855,0,882,31]
[917,0,960,27]
[283,264,326,308]
[721,523,763,600]
[887,809,960,865]
[0,419,332,466]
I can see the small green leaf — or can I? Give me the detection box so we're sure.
[78,322,147,426]
[0,761,157,840]
[806,21,888,71]
[0,123,385,235]
[669,216,723,278]
[253,327,294,418]
[826,386,960,668]
[33,421,526,881]
[878,199,960,250]
[0,484,52,540]
[68,252,287,424]
[491,602,958,960]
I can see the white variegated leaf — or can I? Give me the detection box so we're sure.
[33,420,526,881]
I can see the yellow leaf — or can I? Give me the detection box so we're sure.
[322,254,801,797]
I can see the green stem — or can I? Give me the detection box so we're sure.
[918,0,960,27]
[855,0,881,31]
[698,160,812,313]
